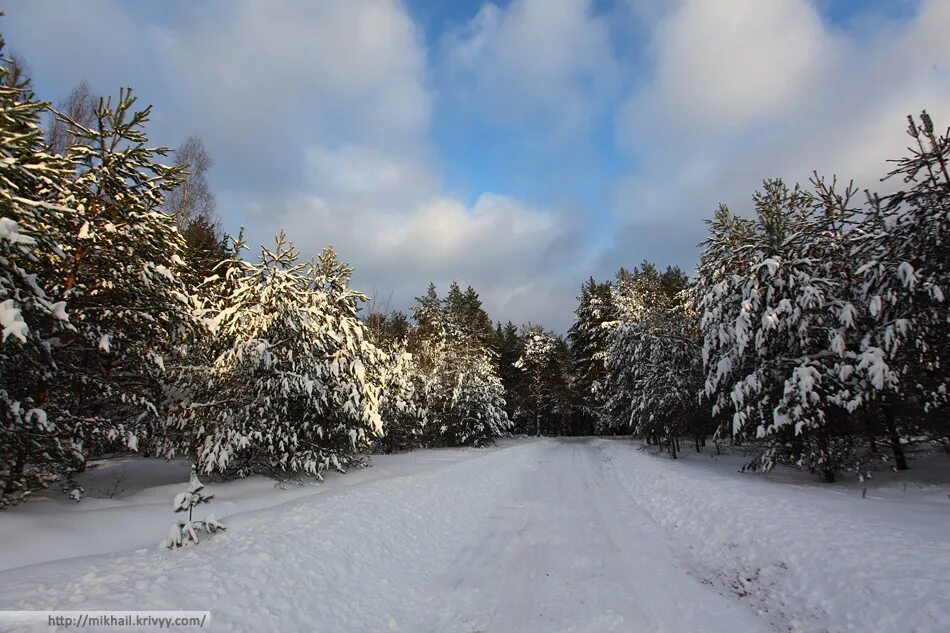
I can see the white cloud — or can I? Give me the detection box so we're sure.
[608,0,950,275]
[375,194,570,272]
[7,0,433,190]
[442,0,618,137]
[3,0,156,92]
[257,189,588,329]
[304,145,438,211]
[639,0,838,131]
[160,0,431,151]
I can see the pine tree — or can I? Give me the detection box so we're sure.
[514,324,557,436]
[0,40,79,507]
[40,88,192,462]
[567,278,617,434]
[430,340,510,446]
[695,129,949,482]
[850,112,949,458]
[366,310,411,348]
[408,283,510,446]
[374,346,428,453]
[409,282,445,373]
[697,181,867,480]
[547,337,582,435]
[366,310,428,453]
[160,465,225,549]
[493,321,525,424]
[603,263,689,434]
[180,214,227,289]
[169,234,383,478]
[443,282,494,353]
[607,287,704,456]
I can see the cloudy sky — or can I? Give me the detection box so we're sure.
[4,0,949,330]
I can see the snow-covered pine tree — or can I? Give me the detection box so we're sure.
[567,278,617,434]
[493,321,525,424]
[311,244,386,443]
[850,112,949,456]
[806,174,895,471]
[408,282,511,446]
[0,40,80,507]
[514,324,557,436]
[430,340,510,446]
[607,285,704,457]
[42,88,193,462]
[170,234,383,478]
[374,346,428,453]
[366,312,429,453]
[443,283,511,444]
[408,282,445,374]
[603,263,689,435]
[612,262,682,323]
[442,283,490,349]
[161,465,225,549]
[698,181,862,481]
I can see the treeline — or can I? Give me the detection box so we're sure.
[369,291,586,443]
[575,114,949,482]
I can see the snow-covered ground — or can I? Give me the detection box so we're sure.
[0,438,948,632]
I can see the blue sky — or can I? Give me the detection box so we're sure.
[3,0,947,330]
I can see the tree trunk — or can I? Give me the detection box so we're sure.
[882,406,908,471]
[863,410,878,455]
[534,369,542,437]
[7,451,25,495]
[669,435,677,460]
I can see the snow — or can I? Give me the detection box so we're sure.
[0,438,947,632]
[603,440,950,633]
[0,447,521,572]
[0,217,34,245]
[0,298,29,343]
[49,301,69,322]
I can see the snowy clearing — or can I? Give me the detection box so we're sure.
[1,438,948,633]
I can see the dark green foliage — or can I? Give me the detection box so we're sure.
[180,215,227,289]
[366,310,411,350]
[493,321,524,422]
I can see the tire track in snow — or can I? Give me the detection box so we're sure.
[439,438,773,633]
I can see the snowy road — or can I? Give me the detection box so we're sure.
[0,438,769,632]
[439,438,769,632]
[2,437,947,632]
